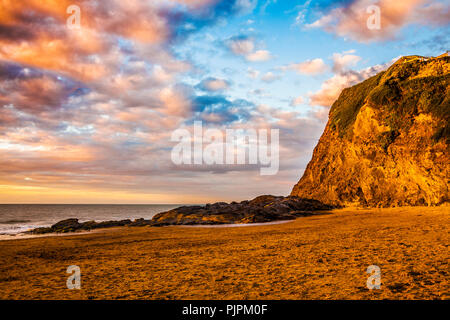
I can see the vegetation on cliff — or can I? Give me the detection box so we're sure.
[330,56,449,143]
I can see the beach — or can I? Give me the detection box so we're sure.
[0,206,448,300]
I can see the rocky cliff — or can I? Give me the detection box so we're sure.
[291,54,449,207]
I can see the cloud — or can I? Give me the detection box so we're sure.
[309,57,397,107]
[227,36,256,55]
[309,72,363,107]
[290,96,305,106]
[196,77,230,91]
[284,58,328,75]
[159,85,193,117]
[193,95,254,124]
[245,50,273,62]
[332,51,362,73]
[305,0,450,42]
[0,0,256,82]
[234,0,258,14]
[0,0,262,121]
[261,71,280,82]
[0,0,344,203]
[413,1,450,25]
[0,0,266,196]
[249,88,268,96]
[247,67,260,79]
[0,61,82,114]
[307,106,330,121]
[226,35,273,62]
[408,32,450,53]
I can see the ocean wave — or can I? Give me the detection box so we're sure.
[0,224,45,235]
[0,219,32,224]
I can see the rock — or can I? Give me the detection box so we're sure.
[27,196,335,233]
[51,218,81,230]
[29,227,53,234]
[150,195,334,226]
[291,54,450,207]
[92,219,132,229]
[27,218,135,234]
[79,220,97,230]
[128,218,152,226]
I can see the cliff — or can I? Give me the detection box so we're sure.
[291,54,449,207]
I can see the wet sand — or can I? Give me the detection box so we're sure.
[0,206,448,300]
[0,230,97,241]
[0,220,294,240]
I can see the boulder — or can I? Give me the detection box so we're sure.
[150,195,334,226]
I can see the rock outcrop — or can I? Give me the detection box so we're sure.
[29,218,134,234]
[28,196,334,233]
[291,54,449,207]
[150,195,334,226]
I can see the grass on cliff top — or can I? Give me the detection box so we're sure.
[329,72,384,138]
[329,56,450,143]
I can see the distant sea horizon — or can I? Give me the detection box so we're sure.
[0,204,198,235]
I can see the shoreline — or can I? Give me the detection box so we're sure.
[0,219,296,241]
[9,195,335,236]
[0,229,103,241]
[0,205,444,241]
[1,205,445,241]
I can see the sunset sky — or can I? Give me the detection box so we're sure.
[0,0,448,204]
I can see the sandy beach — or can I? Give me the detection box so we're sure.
[0,206,448,300]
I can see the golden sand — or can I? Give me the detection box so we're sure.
[0,207,448,300]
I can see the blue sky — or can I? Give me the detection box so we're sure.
[177,0,448,118]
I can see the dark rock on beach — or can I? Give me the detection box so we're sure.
[28,218,134,234]
[150,195,335,226]
[27,195,335,234]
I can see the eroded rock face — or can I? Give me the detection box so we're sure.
[291,55,450,207]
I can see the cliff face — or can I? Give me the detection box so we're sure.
[291,55,450,207]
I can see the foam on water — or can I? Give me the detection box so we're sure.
[0,204,181,235]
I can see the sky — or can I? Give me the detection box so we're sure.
[0,0,448,204]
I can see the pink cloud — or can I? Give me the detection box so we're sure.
[290,96,305,107]
[332,52,362,73]
[159,86,193,117]
[227,36,273,62]
[285,58,328,75]
[197,78,230,91]
[309,58,396,107]
[306,0,449,42]
[245,50,273,62]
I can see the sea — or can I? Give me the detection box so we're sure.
[0,204,182,235]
